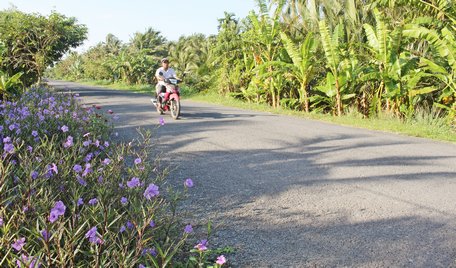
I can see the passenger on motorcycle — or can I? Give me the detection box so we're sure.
[155,58,179,103]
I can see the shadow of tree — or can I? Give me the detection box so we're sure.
[50,80,456,267]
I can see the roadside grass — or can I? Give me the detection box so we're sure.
[190,92,456,143]
[77,79,154,94]
[67,79,456,143]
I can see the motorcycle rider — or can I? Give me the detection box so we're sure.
[154,58,179,104]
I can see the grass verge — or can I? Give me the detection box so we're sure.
[189,92,456,144]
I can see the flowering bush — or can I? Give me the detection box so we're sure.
[0,87,228,267]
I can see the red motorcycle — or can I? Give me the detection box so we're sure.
[153,77,181,119]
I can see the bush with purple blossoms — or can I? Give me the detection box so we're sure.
[0,87,229,267]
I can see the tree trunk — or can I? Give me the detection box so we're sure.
[335,78,343,116]
[378,80,385,113]
[300,83,310,113]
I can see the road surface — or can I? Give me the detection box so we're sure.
[50,81,456,267]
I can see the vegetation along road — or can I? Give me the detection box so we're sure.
[50,80,456,267]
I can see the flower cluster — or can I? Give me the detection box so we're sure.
[49,201,66,223]
[0,87,228,267]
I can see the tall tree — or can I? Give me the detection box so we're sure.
[0,9,87,85]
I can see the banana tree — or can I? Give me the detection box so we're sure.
[318,20,345,116]
[362,8,402,112]
[402,23,456,119]
[362,9,436,116]
[244,0,284,108]
[311,56,358,115]
[270,32,319,112]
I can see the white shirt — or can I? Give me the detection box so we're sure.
[155,67,176,81]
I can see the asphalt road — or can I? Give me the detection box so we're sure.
[50,80,456,267]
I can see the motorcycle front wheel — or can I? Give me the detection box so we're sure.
[170,99,180,119]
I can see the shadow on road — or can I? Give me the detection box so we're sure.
[50,80,456,267]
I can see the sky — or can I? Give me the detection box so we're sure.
[0,0,258,51]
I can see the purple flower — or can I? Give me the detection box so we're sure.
[4,143,14,154]
[0,217,3,226]
[134,158,142,165]
[216,255,227,265]
[32,130,38,137]
[144,184,159,200]
[126,221,134,229]
[102,158,111,165]
[184,224,193,234]
[104,141,109,147]
[149,220,155,228]
[159,117,165,126]
[83,140,90,147]
[49,163,58,175]
[73,164,83,173]
[85,226,102,244]
[77,198,84,206]
[63,136,73,148]
[82,163,92,177]
[184,178,194,188]
[121,197,128,205]
[139,265,145,268]
[49,212,58,223]
[127,177,141,188]
[52,200,66,214]
[194,240,208,251]
[12,237,26,251]
[41,229,50,241]
[16,254,39,268]
[120,225,126,233]
[49,201,66,223]
[84,153,93,162]
[88,198,98,205]
[3,136,11,143]
[85,226,97,238]
[77,176,87,186]
[142,248,157,257]
[31,171,39,180]
[61,125,69,132]
[27,145,33,153]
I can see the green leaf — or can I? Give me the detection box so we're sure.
[409,87,439,97]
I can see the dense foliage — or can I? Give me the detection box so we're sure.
[0,88,228,267]
[0,9,87,96]
[51,0,455,125]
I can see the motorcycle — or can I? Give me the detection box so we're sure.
[152,77,181,120]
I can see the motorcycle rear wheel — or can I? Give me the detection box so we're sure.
[170,99,180,119]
